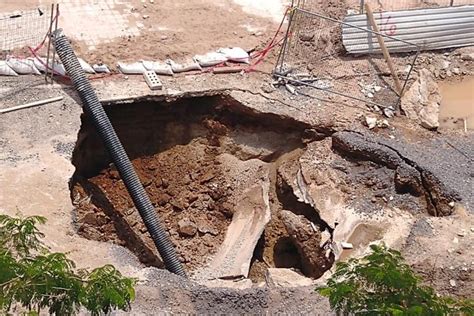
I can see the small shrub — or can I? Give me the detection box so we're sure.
[317,244,473,316]
[0,214,136,315]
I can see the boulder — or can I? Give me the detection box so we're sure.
[401,68,440,130]
[265,268,313,287]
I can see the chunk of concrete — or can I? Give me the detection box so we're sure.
[265,268,313,287]
[401,68,440,130]
[194,180,271,279]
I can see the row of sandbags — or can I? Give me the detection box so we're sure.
[0,56,109,76]
[118,47,251,75]
[0,47,250,77]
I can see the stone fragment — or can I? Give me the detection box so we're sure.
[341,242,353,249]
[365,116,377,129]
[265,268,313,287]
[178,218,197,237]
[401,68,440,130]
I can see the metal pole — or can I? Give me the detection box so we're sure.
[394,50,419,112]
[450,0,455,6]
[276,5,296,73]
[45,3,54,83]
[50,3,59,82]
[0,97,63,114]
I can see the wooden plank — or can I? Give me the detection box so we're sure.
[365,3,403,95]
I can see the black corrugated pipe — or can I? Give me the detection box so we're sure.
[52,29,186,277]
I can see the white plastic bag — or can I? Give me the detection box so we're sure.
[217,47,250,64]
[78,58,95,74]
[117,62,147,74]
[142,61,174,75]
[93,64,110,73]
[166,59,202,73]
[33,57,66,76]
[6,57,41,75]
[0,61,18,76]
[193,52,227,67]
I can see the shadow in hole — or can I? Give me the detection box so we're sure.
[276,173,332,233]
[77,178,164,268]
[273,236,303,271]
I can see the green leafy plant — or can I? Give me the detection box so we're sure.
[0,214,136,315]
[317,244,473,316]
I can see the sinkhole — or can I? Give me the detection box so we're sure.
[70,94,334,281]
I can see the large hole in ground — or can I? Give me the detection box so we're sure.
[70,94,333,281]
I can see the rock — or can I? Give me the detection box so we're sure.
[452,237,459,244]
[341,242,353,249]
[281,210,333,278]
[367,92,374,98]
[299,32,314,42]
[376,119,389,128]
[452,68,460,75]
[442,60,450,69]
[449,201,455,207]
[265,268,313,287]
[142,15,150,19]
[177,218,197,237]
[374,86,382,92]
[365,116,377,129]
[401,68,440,130]
[446,70,452,77]
[457,230,466,237]
[383,107,395,118]
[449,279,457,287]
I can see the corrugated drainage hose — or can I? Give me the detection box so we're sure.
[52,29,186,277]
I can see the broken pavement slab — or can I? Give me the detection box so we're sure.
[265,268,314,287]
[194,180,271,280]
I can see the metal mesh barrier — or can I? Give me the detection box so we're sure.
[275,4,420,111]
[0,8,50,52]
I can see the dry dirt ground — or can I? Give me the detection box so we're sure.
[1,0,474,314]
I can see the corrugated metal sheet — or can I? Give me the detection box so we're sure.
[342,5,474,54]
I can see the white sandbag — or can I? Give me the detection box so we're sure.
[93,64,110,73]
[142,61,174,75]
[166,59,202,73]
[117,62,147,74]
[78,58,95,74]
[193,52,227,67]
[6,57,41,75]
[217,47,250,64]
[33,57,66,76]
[0,61,18,76]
